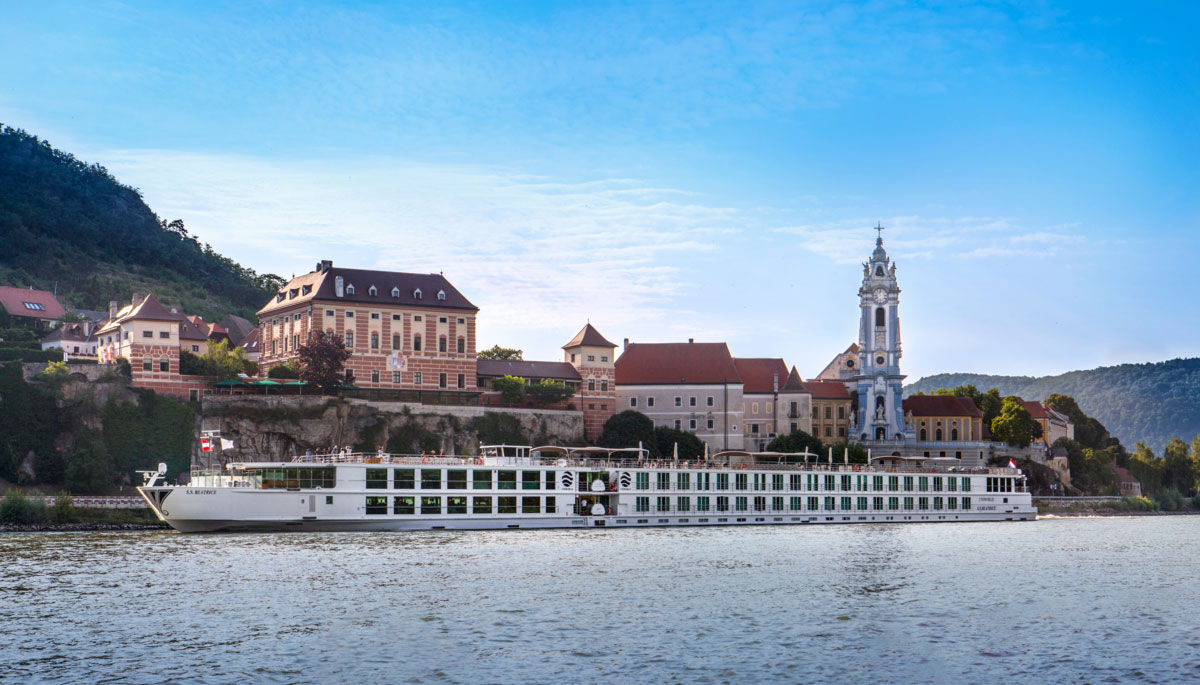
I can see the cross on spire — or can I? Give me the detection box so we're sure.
[874,222,885,241]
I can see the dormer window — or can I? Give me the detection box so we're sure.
[413,288,422,299]
[391,287,400,298]
[301,284,312,295]
[436,290,446,301]
[368,285,377,296]
[276,292,285,303]
[345,284,355,295]
[289,289,299,299]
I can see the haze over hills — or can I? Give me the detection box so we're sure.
[905,358,1200,454]
[0,125,279,321]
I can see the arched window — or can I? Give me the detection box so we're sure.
[951,428,959,441]
[874,395,885,418]
[875,307,885,327]
[437,289,446,301]
[920,428,927,441]
[936,428,943,441]
[368,285,377,296]
[391,287,400,298]
[875,265,884,277]
[413,288,422,299]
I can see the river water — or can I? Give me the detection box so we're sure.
[3,517,1199,683]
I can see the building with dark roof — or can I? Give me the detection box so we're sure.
[616,340,744,451]
[1022,400,1074,447]
[256,260,479,394]
[814,342,860,386]
[735,357,809,450]
[900,395,987,460]
[40,322,96,360]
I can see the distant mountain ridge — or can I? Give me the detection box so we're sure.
[0,125,280,321]
[905,358,1200,453]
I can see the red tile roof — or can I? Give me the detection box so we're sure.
[240,328,260,352]
[845,342,860,354]
[616,342,740,385]
[95,293,184,335]
[903,395,983,418]
[562,323,616,349]
[0,286,66,320]
[734,358,790,394]
[477,359,582,382]
[802,380,851,400]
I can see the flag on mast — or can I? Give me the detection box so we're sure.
[200,438,212,453]
[1007,458,1017,469]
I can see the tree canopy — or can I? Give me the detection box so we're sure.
[652,426,705,460]
[989,396,1038,448]
[296,331,351,392]
[477,345,523,360]
[766,430,824,460]
[597,410,657,456]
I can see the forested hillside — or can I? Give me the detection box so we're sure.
[905,358,1200,452]
[0,125,280,320]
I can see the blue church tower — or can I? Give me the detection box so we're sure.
[852,228,911,443]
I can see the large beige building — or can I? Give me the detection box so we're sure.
[803,379,853,442]
[736,358,812,451]
[615,341,745,451]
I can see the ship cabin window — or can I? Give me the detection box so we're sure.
[447,470,467,489]
[365,496,387,514]
[447,497,467,514]
[421,496,440,514]
[545,471,556,490]
[678,473,690,490]
[918,476,929,491]
[473,496,492,514]
[636,472,649,490]
[474,470,492,489]
[522,471,540,490]
[657,473,670,490]
[498,497,517,514]
[735,473,748,491]
[933,477,943,492]
[716,473,729,491]
[498,470,517,490]
[252,467,336,489]
[365,469,388,489]
[903,476,914,491]
[421,469,441,489]
[961,477,972,492]
[394,496,415,514]
[522,497,540,513]
[395,469,415,489]
[962,497,972,509]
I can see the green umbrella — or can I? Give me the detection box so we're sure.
[212,379,246,386]
[252,379,281,385]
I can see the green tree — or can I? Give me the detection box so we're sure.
[652,426,704,460]
[66,429,113,493]
[267,360,301,379]
[1164,437,1196,496]
[490,375,527,405]
[766,430,824,461]
[597,411,658,456]
[525,379,575,407]
[37,360,70,385]
[829,441,869,464]
[197,339,249,380]
[296,331,352,392]
[469,412,528,446]
[990,396,1037,448]
[477,345,523,360]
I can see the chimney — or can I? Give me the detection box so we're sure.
[623,338,629,350]
[688,338,694,343]
[108,301,118,320]
[320,260,333,273]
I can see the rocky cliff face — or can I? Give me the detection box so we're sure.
[196,396,586,466]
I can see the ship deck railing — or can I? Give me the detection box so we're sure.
[266,452,1021,476]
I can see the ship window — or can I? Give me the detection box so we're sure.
[447,470,467,489]
[365,469,388,489]
[394,469,415,489]
[522,471,540,490]
[473,470,492,489]
[420,496,441,514]
[522,497,540,513]
[394,496,415,514]
[636,472,649,490]
[365,496,387,514]
[421,469,441,489]
[498,470,517,490]
[447,497,467,514]
[498,496,517,514]
[473,496,492,514]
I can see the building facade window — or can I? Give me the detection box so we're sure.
[439,372,447,388]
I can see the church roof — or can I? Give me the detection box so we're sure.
[562,323,615,349]
[903,395,982,418]
[616,342,740,385]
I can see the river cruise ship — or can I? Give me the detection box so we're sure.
[138,445,1036,533]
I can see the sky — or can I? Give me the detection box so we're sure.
[2,1,1197,381]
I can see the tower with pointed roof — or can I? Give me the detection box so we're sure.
[563,323,617,439]
[852,230,911,443]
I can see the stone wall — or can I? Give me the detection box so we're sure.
[194,395,585,467]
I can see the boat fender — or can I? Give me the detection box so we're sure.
[608,482,616,492]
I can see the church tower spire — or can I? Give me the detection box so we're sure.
[852,228,910,443]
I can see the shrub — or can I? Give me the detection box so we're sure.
[0,490,47,524]
[1156,488,1185,511]
[50,490,78,523]
[267,361,301,379]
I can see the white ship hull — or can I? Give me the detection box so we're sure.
[138,453,1036,533]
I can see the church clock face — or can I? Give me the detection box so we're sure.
[873,288,888,304]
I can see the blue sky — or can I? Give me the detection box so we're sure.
[2,1,1197,380]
